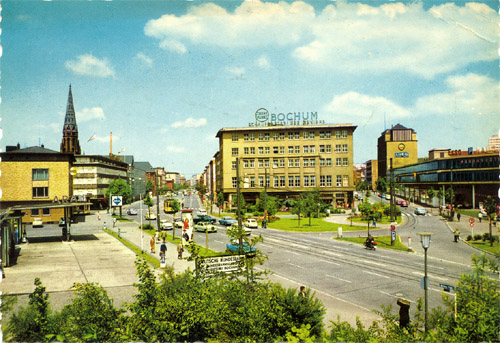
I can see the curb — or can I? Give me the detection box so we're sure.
[444,220,496,257]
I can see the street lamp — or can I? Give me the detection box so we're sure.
[417,232,433,336]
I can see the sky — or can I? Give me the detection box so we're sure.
[1,0,498,178]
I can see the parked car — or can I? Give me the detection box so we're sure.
[197,208,207,215]
[194,221,218,233]
[174,218,184,228]
[219,216,237,226]
[145,211,157,220]
[385,194,391,200]
[400,200,409,207]
[226,239,256,254]
[127,208,138,215]
[230,223,251,236]
[244,218,259,229]
[160,219,173,231]
[32,218,43,227]
[414,208,427,215]
[193,214,216,224]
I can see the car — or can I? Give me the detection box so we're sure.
[160,219,173,230]
[385,194,391,200]
[198,208,207,215]
[145,211,157,220]
[32,218,43,227]
[244,218,258,229]
[194,221,218,233]
[400,200,408,207]
[230,223,251,236]
[127,208,138,215]
[193,214,217,224]
[219,216,237,226]
[174,218,184,228]
[414,208,427,215]
[226,239,256,253]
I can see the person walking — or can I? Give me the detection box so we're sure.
[150,236,156,253]
[177,242,184,260]
[454,228,460,243]
[457,213,461,222]
[298,285,306,298]
[160,240,167,256]
[478,212,482,223]
[160,230,167,242]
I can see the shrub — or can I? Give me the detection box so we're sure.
[466,235,472,241]
[139,224,155,230]
[474,234,482,241]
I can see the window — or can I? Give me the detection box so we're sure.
[320,159,325,167]
[288,176,294,187]
[295,132,300,139]
[295,159,300,167]
[280,176,286,187]
[250,147,255,154]
[295,146,300,154]
[232,161,237,169]
[288,159,294,167]
[326,158,332,166]
[232,148,239,156]
[326,145,332,153]
[32,169,49,181]
[309,131,315,139]
[266,176,270,187]
[250,177,255,187]
[288,146,294,154]
[304,146,309,153]
[343,157,349,166]
[232,177,238,188]
[244,147,249,155]
[265,159,270,168]
[320,131,331,139]
[342,144,348,153]
[335,130,341,138]
[303,131,309,139]
[336,158,342,166]
[33,187,48,198]
[304,176,310,187]
[273,146,279,154]
[244,134,249,141]
[336,175,342,187]
[249,133,255,142]
[310,158,315,167]
[279,159,285,168]
[232,134,238,142]
[258,159,264,168]
[279,133,285,140]
[42,208,50,216]
[273,159,279,168]
[310,145,315,153]
[280,146,285,154]
[336,144,341,153]
[288,132,294,140]
[265,133,270,141]
[320,145,325,153]
[320,175,326,187]
[274,176,279,187]
[342,130,348,138]
[259,147,264,155]
[327,175,332,186]
[343,175,349,187]
[304,159,309,167]
[259,176,264,187]
[259,133,264,141]
[31,209,40,216]
[325,131,331,138]
[273,132,279,140]
[310,176,316,186]
[250,160,255,168]
[295,176,301,187]
[265,147,270,154]
[244,160,249,168]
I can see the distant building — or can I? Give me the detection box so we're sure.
[353,163,366,186]
[488,134,500,151]
[377,124,418,179]
[60,85,81,155]
[365,159,378,191]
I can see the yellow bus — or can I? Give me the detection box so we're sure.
[164,199,176,214]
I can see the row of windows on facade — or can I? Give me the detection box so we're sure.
[231,175,350,188]
[233,157,350,169]
[233,130,349,142]
[233,144,349,156]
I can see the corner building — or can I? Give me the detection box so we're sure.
[215,124,357,208]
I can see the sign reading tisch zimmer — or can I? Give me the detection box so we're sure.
[251,108,325,127]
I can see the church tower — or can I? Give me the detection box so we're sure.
[60,85,81,154]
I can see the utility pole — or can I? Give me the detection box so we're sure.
[264,168,268,227]
[390,158,394,222]
[236,157,243,253]
[156,171,161,232]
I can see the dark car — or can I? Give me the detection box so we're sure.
[193,214,217,224]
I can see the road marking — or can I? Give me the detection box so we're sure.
[289,263,304,269]
[319,259,340,266]
[378,291,415,303]
[214,240,224,244]
[412,271,448,281]
[363,260,388,268]
[364,270,390,279]
[326,274,352,283]
[289,251,301,256]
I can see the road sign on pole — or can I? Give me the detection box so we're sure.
[469,217,475,224]
[111,195,123,207]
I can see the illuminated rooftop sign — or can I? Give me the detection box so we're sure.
[250,108,325,127]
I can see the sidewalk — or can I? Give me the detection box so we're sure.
[445,213,498,239]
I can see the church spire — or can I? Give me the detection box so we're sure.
[60,85,81,154]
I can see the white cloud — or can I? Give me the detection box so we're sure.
[76,107,106,122]
[166,145,185,153]
[136,52,153,67]
[65,54,116,78]
[226,66,245,77]
[256,55,271,70]
[159,39,187,54]
[323,91,411,124]
[144,1,498,79]
[171,117,207,128]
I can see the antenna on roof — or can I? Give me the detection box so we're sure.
[384,112,386,131]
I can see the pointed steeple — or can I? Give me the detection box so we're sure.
[60,85,81,154]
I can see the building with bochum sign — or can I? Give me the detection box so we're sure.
[377,124,418,179]
[215,123,357,207]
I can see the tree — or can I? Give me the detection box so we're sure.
[483,196,497,246]
[256,190,279,218]
[375,178,388,195]
[427,187,436,205]
[145,180,154,193]
[445,187,455,205]
[300,190,322,226]
[143,193,154,228]
[170,199,181,239]
[105,179,131,216]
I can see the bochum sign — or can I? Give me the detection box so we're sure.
[250,108,325,127]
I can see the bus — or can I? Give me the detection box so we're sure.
[163,199,177,214]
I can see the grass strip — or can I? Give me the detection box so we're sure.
[104,228,160,268]
[466,240,499,255]
[267,216,372,232]
[335,235,409,252]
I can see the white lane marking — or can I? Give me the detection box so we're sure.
[289,251,301,256]
[412,271,448,282]
[364,270,390,279]
[326,274,352,283]
[378,291,416,303]
[363,260,388,268]
[214,240,224,244]
[319,259,340,266]
[289,263,305,269]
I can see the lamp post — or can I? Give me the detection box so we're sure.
[417,232,433,336]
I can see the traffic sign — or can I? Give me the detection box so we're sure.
[111,195,123,207]
[470,223,474,228]
[469,217,475,224]
[420,277,430,289]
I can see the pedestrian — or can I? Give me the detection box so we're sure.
[457,213,461,222]
[150,236,156,253]
[177,242,184,260]
[372,219,376,227]
[160,240,167,256]
[298,285,306,298]
[454,228,460,243]
[478,212,482,223]
[160,230,167,242]
[183,230,190,243]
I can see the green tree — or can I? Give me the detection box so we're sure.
[143,193,154,228]
[256,190,279,218]
[427,187,436,205]
[375,178,388,195]
[145,180,154,193]
[292,197,305,227]
[445,187,455,205]
[170,198,181,239]
[484,195,497,220]
[105,178,131,216]
[300,189,322,226]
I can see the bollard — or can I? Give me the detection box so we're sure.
[338,227,343,238]
[408,237,412,251]
[118,227,121,237]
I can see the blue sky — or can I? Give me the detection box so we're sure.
[1,0,498,177]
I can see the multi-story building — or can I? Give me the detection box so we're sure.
[488,134,500,151]
[365,159,378,191]
[215,123,357,208]
[377,124,418,179]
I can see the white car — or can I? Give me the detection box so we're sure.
[414,208,427,215]
[244,218,259,229]
[198,208,207,215]
[230,223,252,236]
[32,218,43,227]
[145,211,157,220]
[160,219,173,231]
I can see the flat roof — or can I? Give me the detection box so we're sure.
[216,123,357,138]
